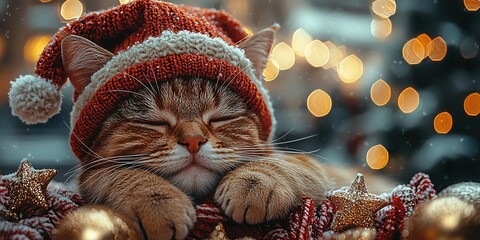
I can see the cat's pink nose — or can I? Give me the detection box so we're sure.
[179,135,207,154]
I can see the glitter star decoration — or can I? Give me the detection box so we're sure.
[3,159,57,213]
[326,173,389,232]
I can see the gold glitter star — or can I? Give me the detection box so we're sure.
[4,159,57,213]
[208,223,229,240]
[327,173,388,232]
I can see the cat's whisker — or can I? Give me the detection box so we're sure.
[233,134,319,149]
[230,152,327,175]
[147,64,161,96]
[214,63,223,90]
[220,63,251,91]
[67,154,149,175]
[105,89,150,98]
[62,121,103,160]
[270,127,296,143]
[141,71,158,96]
[79,158,150,189]
[123,71,156,98]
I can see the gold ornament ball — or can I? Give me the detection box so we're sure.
[53,205,140,240]
[404,196,480,240]
[324,227,377,240]
[439,182,480,205]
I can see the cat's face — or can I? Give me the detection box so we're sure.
[88,78,269,198]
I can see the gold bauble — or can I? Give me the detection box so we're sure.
[324,227,377,240]
[439,182,480,205]
[404,196,480,240]
[53,205,140,240]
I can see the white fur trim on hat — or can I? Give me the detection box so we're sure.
[71,30,276,139]
[9,75,62,124]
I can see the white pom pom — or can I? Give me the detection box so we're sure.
[9,75,62,124]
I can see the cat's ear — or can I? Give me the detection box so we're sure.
[61,35,114,93]
[239,24,279,79]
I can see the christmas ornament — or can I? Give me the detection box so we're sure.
[0,173,83,239]
[404,196,480,240]
[53,204,140,240]
[208,223,228,240]
[439,182,480,205]
[326,173,389,232]
[323,227,377,240]
[3,159,56,215]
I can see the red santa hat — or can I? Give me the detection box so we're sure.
[9,0,277,159]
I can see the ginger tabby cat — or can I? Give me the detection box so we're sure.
[63,27,393,240]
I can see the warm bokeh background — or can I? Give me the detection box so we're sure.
[0,0,479,190]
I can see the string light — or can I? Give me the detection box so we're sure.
[370,79,391,106]
[464,0,480,11]
[292,28,312,57]
[402,38,425,65]
[366,144,389,170]
[24,35,51,65]
[464,93,480,116]
[305,40,330,67]
[371,18,392,40]
[307,89,332,117]
[427,37,447,61]
[271,42,295,70]
[263,58,280,82]
[60,0,83,20]
[434,112,453,134]
[416,33,432,59]
[371,0,397,18]
[398,87,420,113]
[337,54,363,83]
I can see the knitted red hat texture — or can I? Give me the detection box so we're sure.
[8,0,275,160]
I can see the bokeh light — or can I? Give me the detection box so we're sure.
[464,93,480,116]
[322,41,346,69]
[366,144,389,170]
[464,0,480,11]
[416,33,432,59]
[292,28,312,57]
[434,112,453,134]
[337,54,363,83]
[371,0,397,18]
[460,37,479,59]
[398,87,420,113]
[427,37,447,61]
[242,26,254,37]
[61,0,84,20]
[263,58,280,82]
[402,38,425,65]
[39,0,52,3]
[305,40,330,67]
[119,0,134,4]
[271,42,295,70]
[307,89,332,117]
[370,79,391,106]
[23,35,51,65]
[371,18,392,40]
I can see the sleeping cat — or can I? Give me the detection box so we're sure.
[62,27,392,240]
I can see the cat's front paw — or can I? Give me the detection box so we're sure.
[214,170,296,224]
[133,190,196,240]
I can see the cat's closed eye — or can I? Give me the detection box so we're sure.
[132,119,171,128]
[208,115,242,126]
